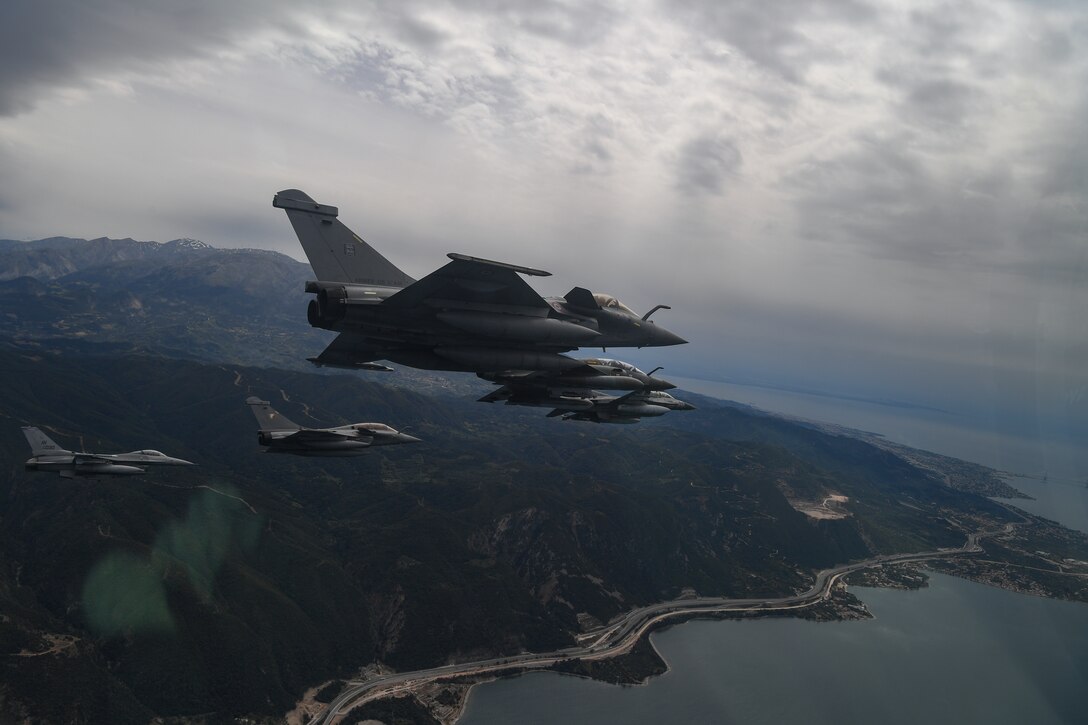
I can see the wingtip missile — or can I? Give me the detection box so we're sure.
[307,358,395,372]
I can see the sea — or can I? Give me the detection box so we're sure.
[672,376,1088,482]
[459,574,1088,725]
[459,376,1088,724]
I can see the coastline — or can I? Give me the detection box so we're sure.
[288,502,1088,725]
[314,578,874,725]
[295,526,1000,724]
[287,384,1088,725]
[297,507,1088,724]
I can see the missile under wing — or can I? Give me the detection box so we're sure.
[477,356,695,424]
[479,358,677,394]
[21,426,194,478]
[246,397,419,456]
[273,189,686,374]
[549,390,696,424]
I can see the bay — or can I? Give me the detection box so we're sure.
[672,376,1087,481]
[459,573,1088,725]
[998,475,1088,535]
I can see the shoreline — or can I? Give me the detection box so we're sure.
[300,509,1088,725]
[300,535,988,724]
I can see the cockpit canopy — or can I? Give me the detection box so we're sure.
[353,423,396,434]
[133,449,166,457]
[592,293,636,316]
[585,358,642,375]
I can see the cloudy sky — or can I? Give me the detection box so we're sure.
[2,1,1085,467]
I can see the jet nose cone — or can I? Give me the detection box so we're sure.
[169,457,196,466]
[395,433,422,444]
[647,377,676,391]
[647,325,687,347]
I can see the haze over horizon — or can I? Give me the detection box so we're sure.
[2,1,1085,459]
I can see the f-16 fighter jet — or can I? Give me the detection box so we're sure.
[274,189,687,374]
[550,390,696,424]
[246,397,420,456]
[21,426,194,478]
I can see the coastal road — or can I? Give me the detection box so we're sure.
[309,531,993,725]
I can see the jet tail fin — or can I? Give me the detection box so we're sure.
[273,189,415,287]
[22,426,70,455]
[564,287,601,310]
[246,397,301,431]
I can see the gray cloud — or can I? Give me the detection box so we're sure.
[901,76,982,127]
[569,112,617,174]
[661,0,876,82]
[907,3,977,57]
[786,135,1015,267]
[385,11,452,50]
[338,42,526,128]
[0,0,325,116]
[875,62,986,131]
[453,0,622,47]
[1040,117,1088,200]
[675,135,742,194]
[870,4,1001,130]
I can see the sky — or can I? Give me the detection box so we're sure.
[1,0,1086,457]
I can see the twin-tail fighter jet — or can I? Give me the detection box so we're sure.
[246,397,420,456]
[21,426,194,478]
[273,189,687,375]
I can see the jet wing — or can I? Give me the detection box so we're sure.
[479,383,602,407]
[533,362,604,379]
[382,255,552,312]
[270,428,374,446]
[281,430,372,445]
[73,454,113,465]
[478,386,514,403]
[311,333,389,367]
[483,362,612,385]
[610,390,645,405]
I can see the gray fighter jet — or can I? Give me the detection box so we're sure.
[273,189,687,374]
[550,390,696,424]
[479,357,676,393]
[246,397,420,456]
[21,426,194,478]
[478,357,677,409]
[477,357,694,423]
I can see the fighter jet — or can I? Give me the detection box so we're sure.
[478,357,694,423]
[478,357,678,410]
[273,189,687,374]
[21,426,194,478]
[550,390,696,424]
[479,357,676,393]
[246,397,420,456]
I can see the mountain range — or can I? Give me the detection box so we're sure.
[0,236,471,394]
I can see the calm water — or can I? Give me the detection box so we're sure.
[673,376,1088,481]
[459,574,1088,725]
[998,476,1088,536]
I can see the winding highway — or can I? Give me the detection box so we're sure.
[309,527,1002,725]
